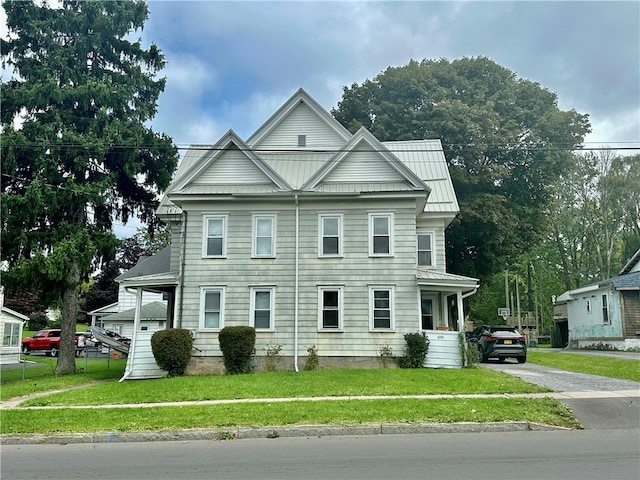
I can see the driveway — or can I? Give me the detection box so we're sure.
[480,355,640,430]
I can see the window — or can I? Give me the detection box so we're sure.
[369,213,393,256]
[319,214,342,256]
[200,287,225,330]
[417,233,433,267]
[2,323,20,347]
[602,294,609,324]
[112,324,123,335]
[253,214,276,257]
[203,215,227,257]
[318,287,342,330]
[298,135,306,147]
[586,298,592,313]
[421,297,434,330]
[370,287,394,330]
[251,287,275,330]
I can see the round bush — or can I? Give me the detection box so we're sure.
[151,329,193,376]
[218,326,256,374]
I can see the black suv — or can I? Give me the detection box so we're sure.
[467,325,527,363]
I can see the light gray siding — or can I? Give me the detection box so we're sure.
[255,103,347,150]
[323,146,407,183]
[180,197,422,358]
[194,148,273,185]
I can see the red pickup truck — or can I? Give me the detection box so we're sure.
[22,329,79,357]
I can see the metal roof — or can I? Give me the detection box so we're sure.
[100,301,167,322]
[416,268,479,288]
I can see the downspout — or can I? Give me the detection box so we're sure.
[177,211,188,328]
[294,193,300,372]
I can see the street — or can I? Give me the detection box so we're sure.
[2,429,639,480]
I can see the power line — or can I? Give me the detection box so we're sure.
[1,142,638,154]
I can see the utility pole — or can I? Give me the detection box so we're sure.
[515,274,522,330]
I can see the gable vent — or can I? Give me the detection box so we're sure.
[298,135,306,147]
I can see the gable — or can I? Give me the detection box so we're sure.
[192,146,275,185]
[247,88,352,150]
[303,128,429,194]
[322,144,407,184]
[169,131,290,196]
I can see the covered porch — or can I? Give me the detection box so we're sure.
[416,268,479,368]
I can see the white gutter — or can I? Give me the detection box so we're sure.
[294,193,300,372]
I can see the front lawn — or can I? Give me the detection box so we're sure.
[527,351,640,382]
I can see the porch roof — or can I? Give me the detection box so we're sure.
[416,268,479,290]
[100,301,167,322]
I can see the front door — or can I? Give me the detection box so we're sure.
[420,293,437,330]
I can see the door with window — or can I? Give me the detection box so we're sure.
[420,293,437,330]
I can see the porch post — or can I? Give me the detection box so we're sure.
[120,287,143,382]
[456,291,465,332]
[441,295,449,328]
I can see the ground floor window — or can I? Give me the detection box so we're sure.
[2,322,20,347]
[370,286,394,330]
[200,287,225,331]
[318,286,342,330]
[251,287,275,330]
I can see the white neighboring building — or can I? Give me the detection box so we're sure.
[0,287,27,365]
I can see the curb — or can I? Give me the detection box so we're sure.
[0,421,570,445]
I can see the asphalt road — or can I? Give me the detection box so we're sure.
[2,429,639,480]
[480,357,640,430]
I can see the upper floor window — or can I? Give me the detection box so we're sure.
[200,287,225,331]
[370,286,394,331]
[319,214,343,257]
[318,286,343,331]
[250,287,275,330]
[417,233,433,267]
[369,213,394,256]
[253,214,276,257]
[203,215,227,257]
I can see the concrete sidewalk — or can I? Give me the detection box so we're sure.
[2,389,639,410]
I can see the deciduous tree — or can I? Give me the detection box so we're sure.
[332,57,590,281]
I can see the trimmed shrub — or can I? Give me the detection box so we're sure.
[218,326,256,374]
[28,312,48,331]
[398,332,429,368]
[151,329,193,376]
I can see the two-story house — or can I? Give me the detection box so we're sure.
[118,89,478,380]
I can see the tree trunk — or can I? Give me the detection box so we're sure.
[55,263,80,375]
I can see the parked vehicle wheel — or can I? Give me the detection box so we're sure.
[517,356,526,364]
[49,346,58,357]
[22,345,30,355]
[477,346,486,363]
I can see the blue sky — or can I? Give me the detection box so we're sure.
[141,1,639,152]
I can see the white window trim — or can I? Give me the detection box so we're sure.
[368,212,394,257]
[199,286,225,331]
[252,214,277,258]
[317,286,343,332]
[369,286,395,331]
[417,231,435,268]
[202,214,228,258]
[3,322,20,347]
[250,286,275,331]
[318,213,343,257]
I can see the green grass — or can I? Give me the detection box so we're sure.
[1,357,126,401]
[17,367,550,407]
[7,350,636,436]
[528,351,640,382]
[0,397,580,435]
